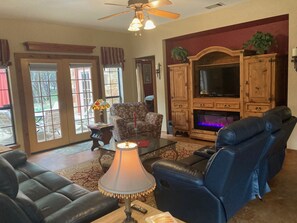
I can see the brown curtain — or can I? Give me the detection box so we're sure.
[0,39,10,67]
[100,47,125,69]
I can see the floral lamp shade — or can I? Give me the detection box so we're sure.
[91,99,110,111]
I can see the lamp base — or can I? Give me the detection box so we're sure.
[123,217,137,223]
[123,198,138,223]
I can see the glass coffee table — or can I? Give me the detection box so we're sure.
[97,136,177,172]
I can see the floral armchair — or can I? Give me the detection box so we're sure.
[110,102,163,141]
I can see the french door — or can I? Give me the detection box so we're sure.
[21,58,100,153]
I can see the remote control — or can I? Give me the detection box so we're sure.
[131,203,148,214]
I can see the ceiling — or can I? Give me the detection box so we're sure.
[0,0,247,32]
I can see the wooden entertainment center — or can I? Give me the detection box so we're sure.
[169,46,287,141]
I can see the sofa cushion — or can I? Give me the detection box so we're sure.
[44,191,119,223]
[19,179,52,201]
[15,190,44,223]
[57,184,89,200]
[0,156,18,199]
[1,150,27,168]
[35,192,72,218]
[17,162,48,179]
[34,172,72,191]
[126,121,155,134]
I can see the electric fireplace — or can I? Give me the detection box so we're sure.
[194,110,240,131]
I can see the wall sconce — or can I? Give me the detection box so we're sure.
[156,63,161,79]
[292,47,297,72]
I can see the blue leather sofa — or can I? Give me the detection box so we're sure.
[0,150,118,223]
[152,117,271,223]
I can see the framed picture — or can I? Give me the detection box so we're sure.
[143,64,152,84]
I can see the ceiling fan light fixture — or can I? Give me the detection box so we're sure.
[131,17,143,28]
[128,23,140,31]
[144,19,156,30]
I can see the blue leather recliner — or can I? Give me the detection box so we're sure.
[152,117,270,223]
[263,106,297,180]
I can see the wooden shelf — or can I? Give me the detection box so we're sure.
[24,41,96,54]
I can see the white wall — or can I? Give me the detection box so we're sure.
[0,19,137,150]
[130,0,297,149]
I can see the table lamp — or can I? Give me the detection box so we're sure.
[98,141,156,223]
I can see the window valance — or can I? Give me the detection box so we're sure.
[0,39,10,67]
[101,47,125,69]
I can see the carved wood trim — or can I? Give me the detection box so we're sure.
[24,41,96,54]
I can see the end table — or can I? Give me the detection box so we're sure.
[88,123,114,151]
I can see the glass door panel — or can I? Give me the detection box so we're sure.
[22,59,69,153]
[29,63,62,142]
[69,63,95,134]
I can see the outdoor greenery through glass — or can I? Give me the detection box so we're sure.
[104,67,123,123]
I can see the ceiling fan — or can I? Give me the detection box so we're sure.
[98,0,180,31]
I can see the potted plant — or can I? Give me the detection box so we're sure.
[171,47,188,63]
[243,31,277,54]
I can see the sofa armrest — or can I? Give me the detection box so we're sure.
[1,150,27,168]
[44,191,118,223]
[153,159,204,187]
[110,115,128,141]
[193,145,216,159]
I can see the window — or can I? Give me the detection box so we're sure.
[103,67,123,122]
[0,68,16,145]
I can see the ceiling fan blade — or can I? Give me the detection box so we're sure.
[98,10,132,21]
[104,3,127,7]
[146,0,172,8]
[148,8,180,19]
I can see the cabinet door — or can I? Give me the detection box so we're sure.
[170,65,188,101]
[172,109,189,131]
[244,56,274,103]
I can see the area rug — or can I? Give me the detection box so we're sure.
[56,141,205,207]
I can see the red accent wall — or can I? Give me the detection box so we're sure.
[165,14,289,121]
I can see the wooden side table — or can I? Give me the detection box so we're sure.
[91,200,185,223]
[88,123,114,151]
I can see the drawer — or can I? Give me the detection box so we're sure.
[172,102,188,109]
[244,112,264,118]
[245,103,271,113]
[215,102,240,109]
[193,102,214,108]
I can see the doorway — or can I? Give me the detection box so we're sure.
[135,56,157,112]
[18,56,101,153]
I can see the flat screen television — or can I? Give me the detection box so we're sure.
[194,64,240,98]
